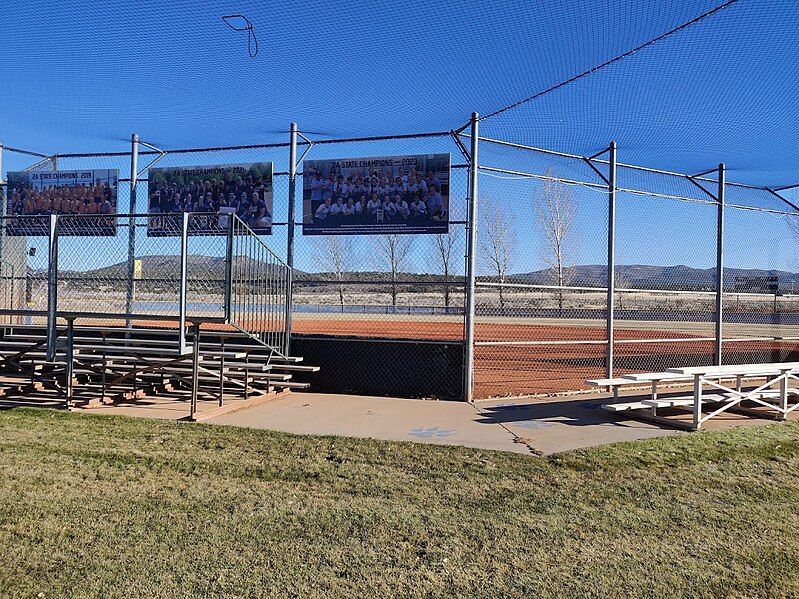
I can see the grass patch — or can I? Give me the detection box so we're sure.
[1,408,799,597]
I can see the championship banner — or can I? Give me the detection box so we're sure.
[6,169,119,236]
[302,153,451,235]
[146,162,273,236]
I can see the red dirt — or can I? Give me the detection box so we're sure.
[292,318,799,398]
[78,317,799,399]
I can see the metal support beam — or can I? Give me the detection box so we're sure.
[606,142,617,378]
[0,143,5,280]
[125,133,139,327]
[715,163,726,365]
[450,130,471,162]
[178,211,189,354]
[65,317,74,404]
[284,122,298,355]
[224,215,234,322]
[46,214,58,362]
[463,112,479,402]
[693,375,703,430]
[219,339,226,407]
[21,155,57,173]
[190,322,200,420]
[764,187,799,214]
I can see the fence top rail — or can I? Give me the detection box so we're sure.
[470,134,792,195]
[44,130,455,159]
[9,130,797,194]
[1,145,50,159]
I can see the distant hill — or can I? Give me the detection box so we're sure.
[512,264,799,291]
[55,256,799,291]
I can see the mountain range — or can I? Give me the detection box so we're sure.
[54,256,799,291]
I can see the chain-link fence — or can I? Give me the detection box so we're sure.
[2,125,799,401]
[0,207,287,361]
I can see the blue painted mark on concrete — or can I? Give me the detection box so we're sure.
[514,420,556,430]
[408,427,456,439]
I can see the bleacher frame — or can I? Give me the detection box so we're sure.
[0,212,318,420]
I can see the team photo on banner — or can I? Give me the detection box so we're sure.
[5,169,119,236]
[146,162,273,236]
[302,153,451,235]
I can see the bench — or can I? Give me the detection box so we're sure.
[592,363,799,430]
[586,378,636,400]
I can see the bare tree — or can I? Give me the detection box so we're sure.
[787,214,799,259]
[428,230,461,311]
[312,236,357,312]
[478,199,516,310]
[535,170,578,312]
[374,235,415,307]
[614,270,630,311]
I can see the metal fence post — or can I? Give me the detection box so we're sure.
[0,143,5,287]
[606,141,617,379]
[463,112,479,402]
[125,133,139,327]
[65,317,74,403]
[46,214,58,362]
[224,214,234,322]
[714,163,726,365]
[284,122,297,355]
[179,211,189,354]
[190,322,200,420]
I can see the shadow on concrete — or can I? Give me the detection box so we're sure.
[474,397,631,429]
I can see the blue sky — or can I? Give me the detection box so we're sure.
[2,0,799,277]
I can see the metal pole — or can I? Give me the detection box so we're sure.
[224,214,234,322]
[0,143,5,296]
[46,214,58,361]
[190,322,200,420]
[284,122,297,355]
[65,317,74,404]
[125,133,139,327]
[606,141,617,378]
[714,163,725,365]
[463,112,479,402]
[219,338,225,407]
[179,211,189,354]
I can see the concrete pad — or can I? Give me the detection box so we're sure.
[80,389,794,456]
[210,392,529,454]
[474,396,680,454]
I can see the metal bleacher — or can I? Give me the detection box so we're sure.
[0,212,319,421]
[0,323,318,420]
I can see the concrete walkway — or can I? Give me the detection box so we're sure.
[209,392,682,455]
[88,391,785,456]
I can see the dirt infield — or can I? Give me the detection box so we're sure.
[45,316,799,399]
[292,317,799,398]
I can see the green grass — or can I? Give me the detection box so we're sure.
[1,410,799,598]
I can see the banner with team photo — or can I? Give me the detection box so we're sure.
[302,153,450,235]
[146,162,273,236]
[6,169,119,236]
